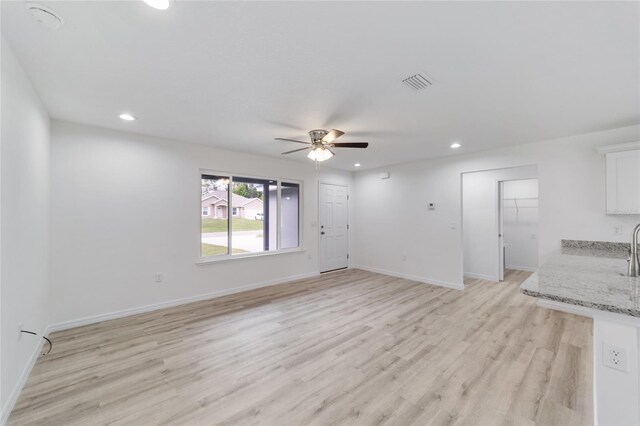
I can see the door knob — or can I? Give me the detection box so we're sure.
[321,231,325,235]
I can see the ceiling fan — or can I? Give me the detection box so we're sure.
[275,129,368,162]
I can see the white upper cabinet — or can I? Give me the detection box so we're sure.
[598,143,640,215]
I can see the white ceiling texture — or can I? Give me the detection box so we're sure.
[2,1,639,170]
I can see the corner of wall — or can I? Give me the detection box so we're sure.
[1,36,52,423]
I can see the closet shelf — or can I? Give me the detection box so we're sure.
[503,197,538,213]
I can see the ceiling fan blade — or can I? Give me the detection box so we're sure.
[275,138,310,145]
[281,147,310,155]
[322,129,345,143]
[331,142,369,148]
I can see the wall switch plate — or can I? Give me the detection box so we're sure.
[603,342,628,372]
[155,273,163,283]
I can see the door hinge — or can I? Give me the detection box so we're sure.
[347,224,349,230]
[347,253,350,259]
[347,195,349,200]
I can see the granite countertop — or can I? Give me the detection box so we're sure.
[521,240,640,317]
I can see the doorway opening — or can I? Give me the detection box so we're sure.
[498,179,539,280]
[462,166,538,282]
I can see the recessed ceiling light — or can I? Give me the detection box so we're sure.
[143,0,170,10]
[119,113,136,121]
[354,163,361,167]
[450,142,461,149]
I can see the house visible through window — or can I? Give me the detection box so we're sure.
[200,173,301,258]
[201,175,230,256]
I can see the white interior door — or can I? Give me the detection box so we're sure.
[498,181,505,281]
[319,183,348,272]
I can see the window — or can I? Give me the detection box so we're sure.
[200,173,301,259]
[202,206,210,216]
[201,175,229,256]
[280,182,300,249]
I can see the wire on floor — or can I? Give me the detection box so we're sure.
[21,330,53,355]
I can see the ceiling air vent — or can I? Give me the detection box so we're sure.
[401,73,433,91]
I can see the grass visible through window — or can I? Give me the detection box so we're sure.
[201,243,247,256]
[201,218,263,233]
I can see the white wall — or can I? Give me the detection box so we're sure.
[49,120,353,326]
[1,37,51,419]
[462,166,538,281]
[593,315,640,426]
[352,124,640,288]
[503,179,538,272]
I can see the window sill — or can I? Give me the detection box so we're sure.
[196,248,305,265]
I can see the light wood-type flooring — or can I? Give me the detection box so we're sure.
[9,269,593,425]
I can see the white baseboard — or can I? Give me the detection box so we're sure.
[506,265,537,272]
[48,271,320,333]
[1,324,50,426]
[351,265,464,290]
[463,272,497,281]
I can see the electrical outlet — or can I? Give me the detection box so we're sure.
[613,226,623,235]
[603,342,628,372]
[18,322,23,340]
[402,254,407,261]
[155,273,163,283]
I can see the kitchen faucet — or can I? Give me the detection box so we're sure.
[629,223,640,277]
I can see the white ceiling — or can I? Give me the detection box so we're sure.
[2,1,639,170]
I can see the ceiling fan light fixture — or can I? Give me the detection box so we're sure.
[307,146,333,162]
